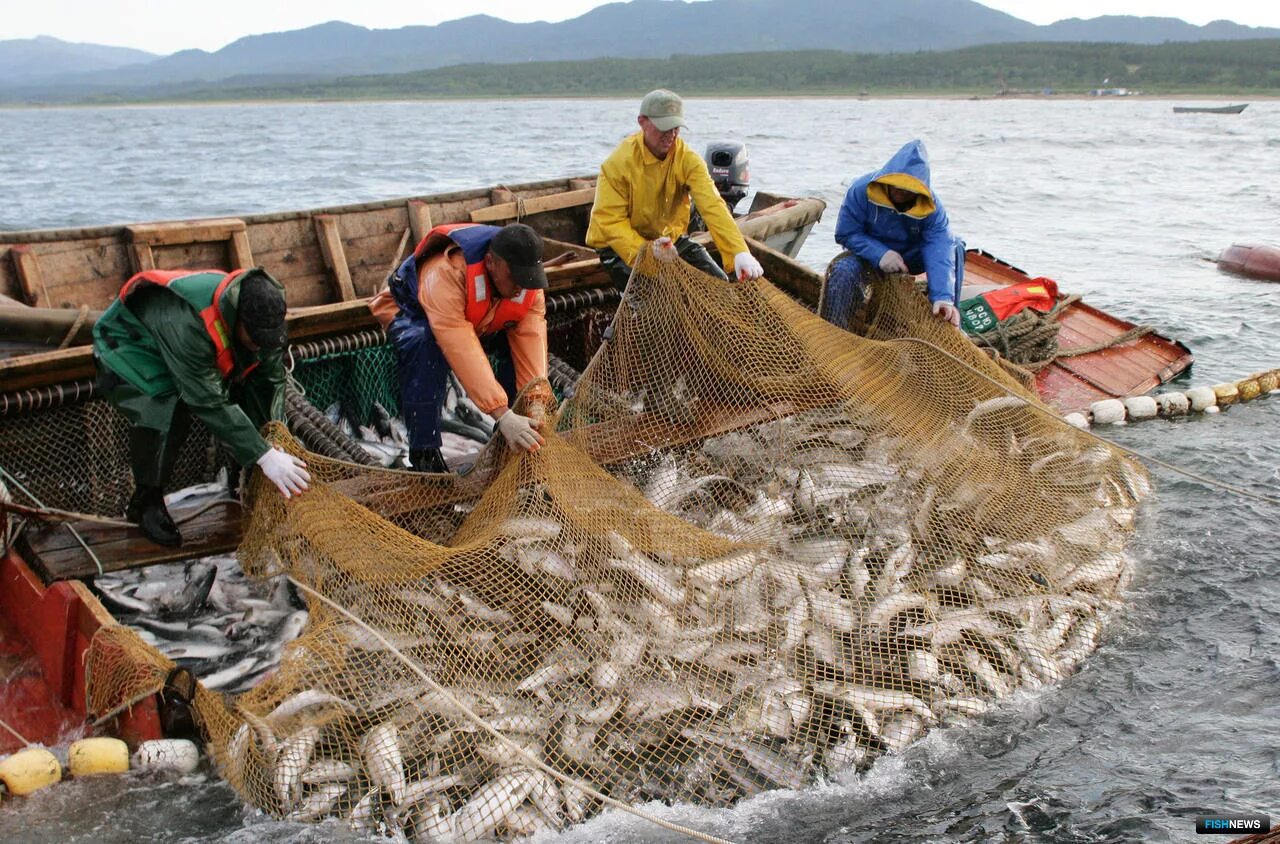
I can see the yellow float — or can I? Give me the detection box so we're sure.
[68,737,130,777]
[0,747,62,796]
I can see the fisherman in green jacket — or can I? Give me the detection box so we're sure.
[93,267,310,547]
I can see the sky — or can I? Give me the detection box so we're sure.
[4,0,1279,54]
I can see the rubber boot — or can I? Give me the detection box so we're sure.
[408,448,449,474]
[126,427,182,546]
[126,485,182,547]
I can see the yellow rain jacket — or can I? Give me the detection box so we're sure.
[586,133,747,272]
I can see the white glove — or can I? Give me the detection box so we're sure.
[932,300,961,328]
[256,447,310,498]
[496,410,546,453]
[651,237,677,262]
[733,251,764,281]
[879,250,908,274]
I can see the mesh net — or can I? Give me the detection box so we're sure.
[82,251,1147,839]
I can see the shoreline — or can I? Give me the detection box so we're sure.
[2,92,1275,110]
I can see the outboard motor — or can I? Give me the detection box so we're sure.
[689,141,750,233]
[703,141,750,213]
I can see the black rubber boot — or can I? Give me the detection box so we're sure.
[408,448,449,474]
[126,485,182,547]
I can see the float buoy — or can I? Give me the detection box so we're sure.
[68,737,130,777]
[0,747,62,796]
[132,739,200,774]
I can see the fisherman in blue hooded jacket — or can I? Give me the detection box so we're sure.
[822,139,964,329]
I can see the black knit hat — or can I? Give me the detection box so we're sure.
[489,223,548,290]
[238,271,287,350]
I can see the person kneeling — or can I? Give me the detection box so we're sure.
[369,222,550,471]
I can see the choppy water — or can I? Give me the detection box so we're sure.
[2,98,1278,843]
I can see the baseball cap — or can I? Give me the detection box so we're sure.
[238,270,288,350]
[490,223,548,290]
[640,89,686,132]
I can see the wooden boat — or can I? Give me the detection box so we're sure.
[1216,242,1280,282]
[0,176,826,748]
[959,250,1193,413]
[1172,104,1248,114]
[0,176,1194,752]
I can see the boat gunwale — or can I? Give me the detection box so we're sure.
[0,173,598,244]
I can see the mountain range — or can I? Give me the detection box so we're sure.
[3,0,1277,99]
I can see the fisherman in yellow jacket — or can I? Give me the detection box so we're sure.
[586,89,764,289]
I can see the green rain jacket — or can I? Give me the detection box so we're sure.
[92,268,286,466]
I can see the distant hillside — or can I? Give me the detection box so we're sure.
[52,39,1280,104]
[0,36,157,83]
[2,0,1278,100]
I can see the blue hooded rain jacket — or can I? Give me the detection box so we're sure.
[834,139,962,304]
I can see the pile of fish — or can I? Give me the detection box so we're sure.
[323,375,492,471]
[218,407,1144,840]
[95,553,309,695]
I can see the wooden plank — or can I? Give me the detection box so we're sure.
[470,188,597,224]
[407,199,433,244]
[20,500,242,582]
[129,242,155,273]
[126,218,247,246]
[313,215,357,302]
[11,246,48,307]
[230,229,254,268]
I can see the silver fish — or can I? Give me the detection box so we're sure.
[361,722,406,805]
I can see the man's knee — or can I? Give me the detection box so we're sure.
[596,248,634,292]
[675,238,728,281]
[820,255,870,328]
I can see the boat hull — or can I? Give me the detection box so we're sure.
[1172,104,1248,114]
[0,549,163,752]
[1217,243,1280,282]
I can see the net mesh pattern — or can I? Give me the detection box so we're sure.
[83,251,1147,839]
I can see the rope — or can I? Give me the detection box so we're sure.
[887,337,1280,507]
[0,465,104,576]
[966,291,1155,370]
[285,576,736,844]
[0,495,238,528]
[0,715,32,748]
[89,681,166,729]
[57,305,92,350]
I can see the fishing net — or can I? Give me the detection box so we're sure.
[84,249,1147,839]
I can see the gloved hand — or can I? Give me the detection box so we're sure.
[733,251,764,281]
[651,237,677,262]
[496,410,546,453]
[879,250,908,274]
[932,300,961,328]
[256,447,311,498]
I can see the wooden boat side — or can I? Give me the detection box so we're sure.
[0,549,163,750]
[0,176,600,311]
[0,194,826,394]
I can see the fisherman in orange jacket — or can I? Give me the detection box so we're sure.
[369,223,548,472]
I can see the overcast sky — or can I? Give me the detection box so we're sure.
[6,0,1279,54]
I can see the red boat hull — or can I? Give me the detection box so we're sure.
[1217,243,1280,282]
[0,549,162,753]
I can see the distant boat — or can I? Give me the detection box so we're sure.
[1216,243,1280,282]
[1172,104,1248,114]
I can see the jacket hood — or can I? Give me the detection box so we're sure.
[866,139,936,219]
